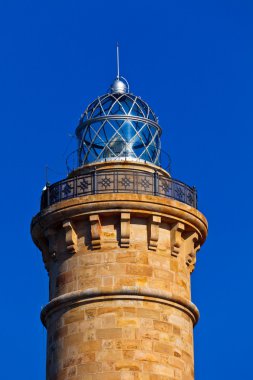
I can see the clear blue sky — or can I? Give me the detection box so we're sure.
[0,1,252,379]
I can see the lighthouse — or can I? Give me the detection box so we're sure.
[31,57,207,379]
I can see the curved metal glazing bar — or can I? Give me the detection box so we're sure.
[79,93,157,123]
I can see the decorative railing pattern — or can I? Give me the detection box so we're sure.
[41,169,197,210]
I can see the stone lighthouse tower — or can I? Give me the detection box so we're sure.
[31,67,207,379]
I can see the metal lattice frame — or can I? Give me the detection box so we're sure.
[76,93,162,166]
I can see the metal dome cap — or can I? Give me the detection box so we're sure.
[110,77,128,94]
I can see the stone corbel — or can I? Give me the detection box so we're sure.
[148,215,161,251]
[36,236,50,271]
[170,222,185,257]
[184,232,200,273]
[89,214,101,249]
[44,228,57,261]
[120,212,130,248]
[63,220,77,254]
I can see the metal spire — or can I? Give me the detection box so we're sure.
[111,43,129,94]
[116,42,120,80]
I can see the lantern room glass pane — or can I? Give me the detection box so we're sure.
[77,93,161,166]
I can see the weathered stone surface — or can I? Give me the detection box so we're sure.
[31,161,208,380]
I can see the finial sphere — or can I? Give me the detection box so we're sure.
[111,78,127,94]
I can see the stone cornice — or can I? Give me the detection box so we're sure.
[31,193,207,246]
[41,288,200,328]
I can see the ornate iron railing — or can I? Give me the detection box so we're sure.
[41,169,197,210]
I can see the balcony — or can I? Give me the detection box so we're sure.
[41,165,197,210]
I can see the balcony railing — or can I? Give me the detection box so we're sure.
[41,168,197,210]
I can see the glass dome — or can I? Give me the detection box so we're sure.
[75,79,161,166]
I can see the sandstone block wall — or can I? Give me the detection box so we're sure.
[32,179,207,380]
[47,300,194,380]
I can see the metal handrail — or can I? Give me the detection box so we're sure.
[41,168,197,210]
